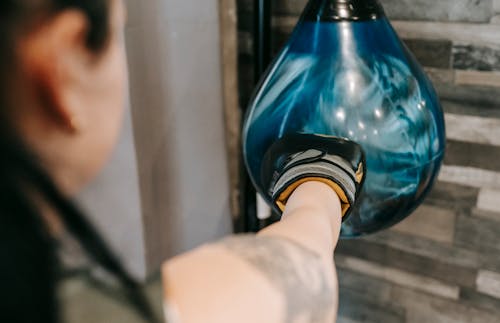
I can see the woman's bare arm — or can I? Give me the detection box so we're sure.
[162,181,342,323]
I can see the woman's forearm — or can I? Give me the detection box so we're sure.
[259,181,342,258]
[162,181,342,323]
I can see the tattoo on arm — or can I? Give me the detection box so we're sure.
[219,235,335,323]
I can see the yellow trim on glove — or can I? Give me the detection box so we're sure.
[276,177,351,216]
[355,162,364,184]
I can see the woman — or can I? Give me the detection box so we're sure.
[0,1,354,322]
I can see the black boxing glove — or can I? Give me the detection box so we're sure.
[261,133,366,220]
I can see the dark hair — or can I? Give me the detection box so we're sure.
[0,1,157,322]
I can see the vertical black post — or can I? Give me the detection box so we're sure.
[254,0,272,77]
[241,0,272,233]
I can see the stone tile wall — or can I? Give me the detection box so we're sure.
[236,0,500,321]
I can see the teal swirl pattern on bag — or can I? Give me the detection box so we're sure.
[243,14,446,237]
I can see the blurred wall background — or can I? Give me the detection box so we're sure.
[77,0,234,280]
[236,0,500,322]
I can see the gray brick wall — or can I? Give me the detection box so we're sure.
[237,1,500,322]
